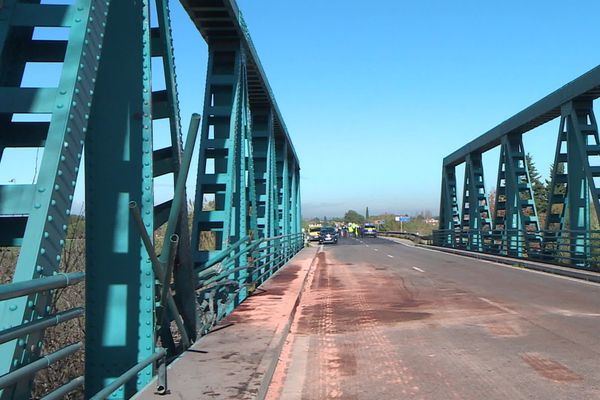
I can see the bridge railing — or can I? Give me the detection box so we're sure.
[196,232,304,334]
[432,229,600,271]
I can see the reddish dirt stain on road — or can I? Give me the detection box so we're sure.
[521,353,582,383]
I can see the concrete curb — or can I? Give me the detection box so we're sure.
[254,247,320,400]
[415,244,600,284]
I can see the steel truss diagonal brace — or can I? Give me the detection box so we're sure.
[0,1,109,398]
[493,133,541,257]
[438,165,461,245]
[460,153,492,251]
[545,100,600,263]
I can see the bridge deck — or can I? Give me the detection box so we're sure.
[140,238,600,399]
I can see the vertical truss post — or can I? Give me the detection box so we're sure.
[460,153,492,251]
[295,167,302,243]
[150,0,196,348]
[281,144,290,259]
[493,133,541,258]
[251,109,271,239]
[438,165,461,246]
[543,115,569,260]
[192,42,242,267]
[545,100,600,266]
[0,0,108,397]
[84,1,155,397]
[290,158,298,248]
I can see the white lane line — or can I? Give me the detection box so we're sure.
[318,244,324,252]
[393,240,600,288]
[478,297,518,315]
[373,248,379,252]
[412,266,425,273]
[387,254,394,258]
[365,244,370,247]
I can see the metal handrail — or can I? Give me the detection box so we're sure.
[0,308,83,345]
[0,272,84,301]
[0,342,82,389]
[90,349,167,400]
[432,228,600,270]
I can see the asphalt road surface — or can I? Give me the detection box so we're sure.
[266,236,600,400]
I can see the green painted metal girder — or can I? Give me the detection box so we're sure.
[492,134,541,257]
[460,153,492,251]
[84,0,154,397]
[543,100,600,265]
[444,65,600,167]
[178,0,300,167]
[151,0,197,352]
[438,166,461,235]
[0,1,109,398]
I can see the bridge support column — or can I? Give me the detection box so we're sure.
[545,100,600,266]
[0,0,108,397]
[439,165,461,246]
[84,0,155,397]
[493,133,541,258]
[460,153,492,252]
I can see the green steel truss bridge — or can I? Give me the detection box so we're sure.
[2,0,600,398]
[436,66,600,269]
[0,0,301,398]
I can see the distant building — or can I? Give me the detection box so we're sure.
[425,218,438,225]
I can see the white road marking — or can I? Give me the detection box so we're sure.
[318,245,324,252]
[478,297,518,315]
[393,240,600,288]
[373,248,379,252]
[412,266,425,273]
[387,254,394,258]
[365,244,370,247]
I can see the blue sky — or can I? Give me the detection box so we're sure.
[3,0,600,219]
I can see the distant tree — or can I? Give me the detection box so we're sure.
[344,210,365,224]
[543,163,566,220]
[526,153,545,213]
[365,207,370,220]
[488,188,496,219]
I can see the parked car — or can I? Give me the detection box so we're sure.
[319,226,338,244]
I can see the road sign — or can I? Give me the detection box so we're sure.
[395,216,411,222]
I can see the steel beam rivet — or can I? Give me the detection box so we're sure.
[57,104,63,109]
[59,90,67,95]
[18,339,25,347]
[36,265,43,272]
[27,301,34,309]
[34,203,41,209]
[62,225,67,231]
[54,185,59,191]
[75,18,81,22]
[40,248,46,254]
[9,305,17,311]
[38,187,45,192]
[56,255,61,261]
[45,306,51,313]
